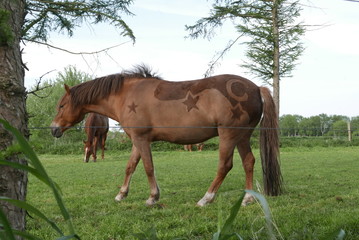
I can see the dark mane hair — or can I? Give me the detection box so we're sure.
[122,64,162,79]
[69,64,161,109]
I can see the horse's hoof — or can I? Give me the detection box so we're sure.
[196,200,207,207]
[241,192,255,206]
[197,192,215,207]
[115,194,126,202]
[145,198,157,206]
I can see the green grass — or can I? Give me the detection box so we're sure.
[26,147,359,239]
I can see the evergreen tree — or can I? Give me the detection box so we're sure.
[186,0,305,115]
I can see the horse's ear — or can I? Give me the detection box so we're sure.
[83,140,86,144]
[64,84,71,95]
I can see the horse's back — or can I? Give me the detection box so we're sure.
[94,114,109,134]
[85,113,109,135]
[153,74,263,125]
[120,74,263,144]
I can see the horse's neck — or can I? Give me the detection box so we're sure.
[84,96,120,122]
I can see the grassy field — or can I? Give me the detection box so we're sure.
[26,147,359,239]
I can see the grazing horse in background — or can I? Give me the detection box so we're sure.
[83,113,109,162]
[50,65,282,206]
[184,143,204,151]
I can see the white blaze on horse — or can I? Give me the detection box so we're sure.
[50,65,282,206]
[83,113,109,162]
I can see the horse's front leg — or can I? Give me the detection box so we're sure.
[115,144,141,202]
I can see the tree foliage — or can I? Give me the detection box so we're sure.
[0,8,14,46]
[279,114,302,136]
[279,114,358,137]
[23,0,136,43]
[186,0,305,84]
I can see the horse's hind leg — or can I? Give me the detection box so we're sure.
[129,138,160,206]
[101,133,107,160]
[139,143,160,206]
[115,144,141,202]
[237,138,256,206]
[92,137,98,162]
[197,136,236,206]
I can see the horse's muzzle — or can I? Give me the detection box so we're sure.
[51,127,63,138]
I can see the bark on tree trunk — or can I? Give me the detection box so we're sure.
[0,0,28,236]
[347,121,352,142]
[272,0,280,118]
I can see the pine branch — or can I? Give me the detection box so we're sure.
[23,0,136,43]
[26,70,55,99]
[23,39,131,55]
[204,34,243,77]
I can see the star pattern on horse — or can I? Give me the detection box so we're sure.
[182,92,199,112]
[128,102,138,113]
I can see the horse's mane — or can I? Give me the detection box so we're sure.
[122,64,161,79]
[69,64,161,109]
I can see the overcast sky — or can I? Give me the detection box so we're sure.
[23,0,359,118]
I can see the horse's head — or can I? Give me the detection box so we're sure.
[51,84,86,138]
[83,140,93,162]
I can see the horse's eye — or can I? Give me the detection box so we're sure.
[59,105,64,109]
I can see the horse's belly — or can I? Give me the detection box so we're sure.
[152,127,218,144]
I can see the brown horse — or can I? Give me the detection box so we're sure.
[50,65,282,206]
[184,143,204,151]
[83,113,109,162]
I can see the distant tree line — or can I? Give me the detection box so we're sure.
[279,114,359,137]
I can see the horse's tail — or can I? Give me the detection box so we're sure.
[259,87,282,196]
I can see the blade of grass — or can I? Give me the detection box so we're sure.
[245,190,275,240]
[0,159,61,191]
[0,208,16,240]
[0,197,64,236]
[56,234,81,240]
[325,229,345,240]
[0,118,76,237]
[213,191,245,240]
[335,229,345,240]
[11,229,43,240]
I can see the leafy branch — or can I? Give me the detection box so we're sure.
[25,38,132,55]
[26,70,55,99]
[23,0,136,43]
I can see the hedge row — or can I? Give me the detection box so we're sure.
[29,132,359,155]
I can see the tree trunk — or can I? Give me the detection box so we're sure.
[0,0,28,236]
[272,0,280,118]
[347,121,352,142]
